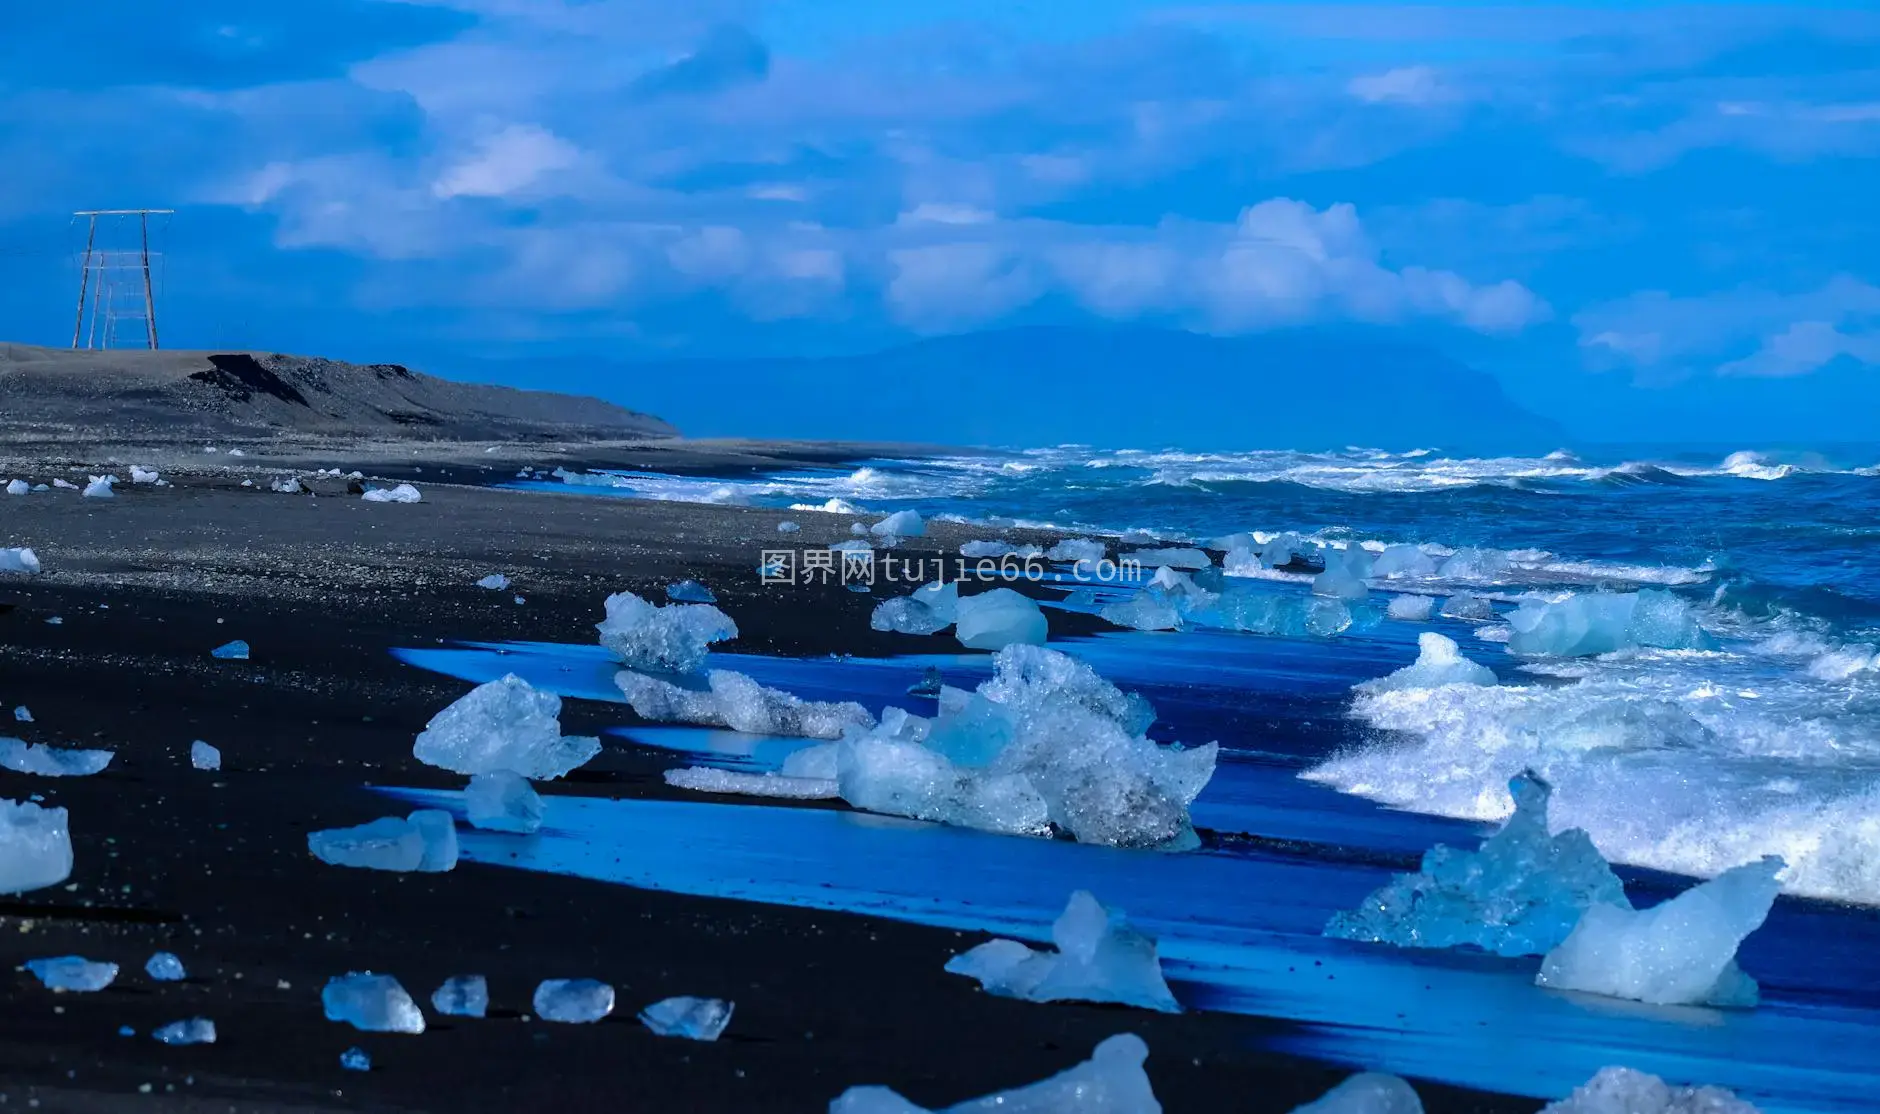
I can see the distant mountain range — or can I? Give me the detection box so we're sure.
[446,326,1566,453]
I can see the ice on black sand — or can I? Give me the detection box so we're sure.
[146,952,187,982]
[191,740,221,770]
[639,996,733,1041]
[324,972,426,1033]
[533,978,614,1023]
[0,548,41,575]
[465,771,544,833]
[1289,1073,1425,1114]
[432,974,489,1018]
[666,579,717,603]
[596,591,738,674]
[211,640,250,660]
[0,800,74,893]
[413,674,599,779]
[946,890,1179,1013]
[153,1018,216,1045]
[830,1033,1158,1113]
[25,956,118,992]
[307,810,458,873]
[476,573,511,590]
[0,738,113,776]
[1540,1066,1762,1114]
[361,483,423,503]
[82,474,117,498]
[12,706,30,723]
[341,1047,372,1071]
[953,589,1048,650]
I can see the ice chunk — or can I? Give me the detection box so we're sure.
[777,521,801,533]
[211,640,250,660]
[465,771,545,833]
[307,811,458,873]
[872,581,960,635]
[190,740,221,770]
[1125,547,1210,570]
[0,738,112,777]
[0,548,39,575]
[153,1018,215,1045]
[1537,855,1784,1007]
[1046,538,1106,563]
[146,952,187,982]
[26,956,118,992]
[324,972,426,1033]
[1099,589,1184,632]
[638,995,734,1040]
[1327,772,1629,957]
[596,591,738,674]
[3,479,25,496]
[1540,1066,1761,1114]
[130,466,160,484]
[945,890,1179,1012]
[667,579,717,603]
[1260,532,1303,567]
[12,707,29,723]
[617,668,874,739]
[955,589,1048,650]
[1439,594,1495,621]
[1313,546,1374,600]
[0,800,73,893]
[82,474,117,498]
[1305,597,1354,636]
[961,540,1041,559]
[1358,634,1495,693]
[830,1033,1157,1114]
[432,974,489,1018]
[340,1047,372,1072]
[1507,590,1715,657]
[1387,595,1434,621]
[1290,1074,1425,1114]
[414,674,600,779]
[271,476,307,494]
[1439,548,1510,581]
[361,483,423,503]
[52,478,78,490]
[475,573,510,590]
[665,766,841,799]
[533,978,614,1023]
[871,510,925,538]
[1373,545,1438,579]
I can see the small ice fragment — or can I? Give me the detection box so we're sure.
[25,956,118,992]
[475,573,510,590]
[777,521,800,533]
[408,809,460,872]
[323,972,426,1033]
[82,474,117,498]
[130,466,160,484]
[0,548,41,575]
[1537,855,1784,1007]
[1356,633,1495,693]
[270,476,305,494]
[52,478,78,490]
[227,448,245,457]
[946,890,1180,1012]
[4,479,26,496]
[1387,595,1434,621]
[664,766,840,799]
[146,952,187,982]
[666,579,717,604]
[1439,548,1511,581]
[871,510,925,538]
[638,996,734,1041]
[12,707,30,723]
[514,595,525,605]
[1507,589,1715,657]
[830,1033,1157,1114]
[851,522,868,536]
[307,811,457,873]
[1540,1066,1762,1114]
[1439,594,1495,621]
[0,800,73,893]
[152,1018,215,1045]
[1373,545,1437,579]
[617,668,874,739]
[340,1047,372,1072]
[1046,538,1106,563]
[119,1025,135,1037]
[190,740,221,770]
[211,640,250,660]
[414,674,600,779]
[464,771,544,833]
[533,978,614,1023]
[432,974,490,1018]
[596,591,738,674]
[872,581,959,636]
[1313,546,1374,600]
[1289,1073,1424,1114]
[361,483,423,503]
[0,738,114,777]
[954,589,1048,650]
[1125,547,1211,570]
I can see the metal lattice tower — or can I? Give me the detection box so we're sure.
[72,209,172,350]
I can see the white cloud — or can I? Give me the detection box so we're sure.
[1346,65,1447,106]
[1719,321,1880,377]
[1576,276,1880,376]
[431,124,580,199]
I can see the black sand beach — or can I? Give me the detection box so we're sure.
[0,463,1533,1112]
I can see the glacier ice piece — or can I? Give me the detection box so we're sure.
[409,809,459,872]
[1099,588,1184,632]
[617,668,874,739]
[476,573,511,590]
[1537,855,1784,1007]
[12,707,29,723]
[153,1018,215,1045]
[1439,548,1510,581]
[667,579,718,603]
[190,740,221,770]
[1260,532,1303,567]
[307,811,457,873]
[1046,538,1106,563]
[1439,594,1495,621]
[361,483,423,503]
[596,591,738,674]
[1387,595,1434,621]
[1507,590,1715,657]
[0,800,73,893]
[130,466,159,484]
[945,890,1180,1012]
[146,952,187,982]
[82,474,117,498]
[340,1047,372,1071]
[665,767,841,799]
[777,521,801,533]
[414,674,600,779]
[0,738,113,777]
[1373,545,1438,579]
[465,771,545,833]
[639,995,734,1040]
[324,972,426,1033]
[1327,772,1629,957]
[3,480,25,496]
[1305,597,1354,636]
[432,974,489,1018]
[871,510,926,538]
[1125,547,1210,570]
[961,540,1042,559]
[830,1033,1157,1114]
[872,581,959,635]
[1290,1073,1425,1114]
[1540,1066,1761,1114]
[954,589,1048,650]
[0,547,40,575]
[1313,546,1374,600]
[1357,633,1495,693]
[533,978,614,1023]
[211,640,250,660]
[26,956,118,992]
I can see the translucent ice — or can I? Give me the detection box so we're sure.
[153,1018,215,1045]
[1099,588,1185,632]
[324,972,426,1033]
[1125,546,1210,570]
[340,1047,372,1071]
[146,952,187,981]
[1439,548,1510,581]
[1387,595,1434,621]
[1373,545,1438,579]
[1357,634,1495,693]
[307,810,458,873]
[476,573,511,590]
[1046,538,1107,563]
[533,978,614,1023]
[130,466,159,484]
[465,771,545,833]
[667,579,717,603]
[0,738,114,777]
[946,890,1179,1012]
[26,956,118,992]
[361,483,423,503]
[1290,1073,1425,1114]
[1537,855,1784,1007]
[211,639,250,660]
[414,674,600,779]
[1507,590,1715,657]
[871,510,926,538]
[777,521,801,533]
[190,740,221,770]
[0,800,73,893]
[961,540,1043,559]
[617,668,874,739]
[1261,532,1303,567]
[432,974,490,1018]
[0,547,40,575]
[872,581,959,635]
[3,480,25,496]
[1313,546,1374,600]
[12,707,29,723]
[954,589,1048,650]
[595,591,738,674]
[829,1033,1157,1114]
[83,474,117,498]
[1439,594,1495,621]
[1540,1066,1761,1114]
[1327,772,1630,957]
[639,995,734,1041]
[666,766,841,799]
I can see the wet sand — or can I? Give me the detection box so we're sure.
[0,467,1531,1112]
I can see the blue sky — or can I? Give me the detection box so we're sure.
[2,1,1877,444]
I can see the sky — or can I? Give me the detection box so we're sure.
[1,1,1877,446]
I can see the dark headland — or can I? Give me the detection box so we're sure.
[0,344,1533,1112]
